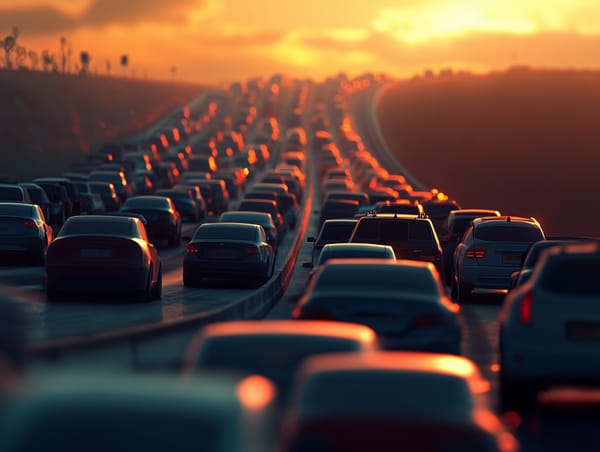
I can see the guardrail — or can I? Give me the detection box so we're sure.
[28,161,314,372]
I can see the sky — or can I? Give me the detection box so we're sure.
[2,0,600,84]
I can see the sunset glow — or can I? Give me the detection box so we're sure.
[1,0,600,83]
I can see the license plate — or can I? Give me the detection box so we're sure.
[503,253,522,264]
[213,249,235,258]
[566,322,600,341]
[80,249,112,258]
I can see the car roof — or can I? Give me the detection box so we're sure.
[448,209,501,218]
[220,211,272,220]
[321,243,394,253]
[197,222,261,231]
[472,216,540,226]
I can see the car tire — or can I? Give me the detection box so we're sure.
[151,265,162,300]
[457,276,472,304]
[183,271,199,287]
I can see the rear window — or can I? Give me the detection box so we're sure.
[60,220,134,237]
[0,204,34,217]
[0,187,23,201]
[540,258,600,296]
[475,225,543,242]
[319,223,356,241]
[193,226,257,241]
[449,218,474,236]
[354,219,434,242]
[423,202,460,219]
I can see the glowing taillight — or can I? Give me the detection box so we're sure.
[465,248,486,259]
[245,246,260,255]
[22,220,37,229]
[520,291,533,326]
[186,244,200,254]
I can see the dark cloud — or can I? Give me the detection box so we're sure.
[0,0,204,36]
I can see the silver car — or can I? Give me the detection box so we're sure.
[453,216,544,302]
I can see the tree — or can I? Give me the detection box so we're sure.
[59,36,71,73]
[28,50,38,70]
[106,59,111,75]
[15,45,26,69]
[80,51,91,74]
[2,26,18,69]
[42,50,57,72]
[120,54,128,77]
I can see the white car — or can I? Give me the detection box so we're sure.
[453,216,544,302]
[499,242,600,409]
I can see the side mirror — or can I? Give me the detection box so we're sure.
[302,261,313,268]
[307,236,315,243]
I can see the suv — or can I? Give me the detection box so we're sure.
[348,213,443,276]
[453,216,545,302]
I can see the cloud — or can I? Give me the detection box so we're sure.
[0,0,205,36]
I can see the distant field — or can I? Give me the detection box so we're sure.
[0,70,206,180]
[377,69,600,236]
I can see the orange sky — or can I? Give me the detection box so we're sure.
[2,0,600,83]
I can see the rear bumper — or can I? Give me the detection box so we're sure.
[378,328,461,355]
[183,259,269,280]
[46,265,148,293]
[0,237,45,257]
[460,262,516,290]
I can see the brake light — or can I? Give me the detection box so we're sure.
[520,291,533,326]
[245,246,260,255]
[22,220,37,228]
[186,244,200,254]
[465,248,486,259]
[413,312,445,329]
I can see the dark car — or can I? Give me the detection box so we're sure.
[188,155,218,174]
[89,182,121,212]
[198,180,229,216]
[238,199,285,238]
[318,199,359,227]
[373,200,423,215]
[120,196,181,247]
[323,191,369,207]
[307,219,357,266]
[349,213,444,277]
[33,177,82,216]
[88,170,132,202]
[0,202,54,265]
[183,222,274,287]
[34,182,72,226]
[219,211,279,249]
[45,215,162,301]
[420,199,462,237]
[0,184,32,203]
[17,183,51,220]
[155,188,202,222]
[214,169,247,199]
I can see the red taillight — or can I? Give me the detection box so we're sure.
[520,291,533,326]
[186,244,200,254]
[245,246,260,255]
[465,248,486,259]
[22,220,37,229]
[413,312,445,329]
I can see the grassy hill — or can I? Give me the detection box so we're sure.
[377,69,600,236]
[0,69,206,180]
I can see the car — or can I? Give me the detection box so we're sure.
[499,242,600,410]
[279,352,517,452]
[453,216,545,302]
[120,196,182,247]
[322,190,369,207]
[349,213,444,277]
[0,372,272,452]
[199,180,229,216]
[442,209,501,285]
[294,259,461,354]
[88,170,132,202]
[88,182,120,212]
[188,155,218,174]
[365,187,399,204]
[0,203,53,265]
[33,182,72,225]
[33,177,82,216]
[509,238,591,289]
[419,199,462,236]
[0,184,32,203]
[238,198,285,238]
[183,222,275,287]
[318,199,359,228]
[73,182,105,214]
[155,188,202,222]
[373,200,423,215]
[45,215,162,301]
[219,211,279,249]
[307,219,357,266]
[307,243,396,281]
[17,182,51,220]
[183,320,377,406]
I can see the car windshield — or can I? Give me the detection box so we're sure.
[450,217,476,236]
[123,198,168,210]
[59,219,135,237]
[0,187,23,201]
[0,204,34,217]
[318,223,356,241]
[25,188,46,204]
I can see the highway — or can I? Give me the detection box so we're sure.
[2,77,599,451]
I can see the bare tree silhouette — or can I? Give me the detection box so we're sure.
[28,50,38,70]
[3,26,19,69]
[120,54,128,77]
[15,45,26,69]
[42,50,58,72]
[106,59,111,75]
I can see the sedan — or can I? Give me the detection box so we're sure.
[45,215,162,301]
[120,196,181,247]
[279,352,517,452]
[294,259,462,354]
[0,203,53,265]
[219,211,279,250]
[499,242,600,410]
[307,219,357,266]
[183,320,377,406]
[155,188,202,222]
[183,222,274,287]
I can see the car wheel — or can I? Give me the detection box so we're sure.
[457,275,472,304]
[183,271,198,287]
[151,265,162,300]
